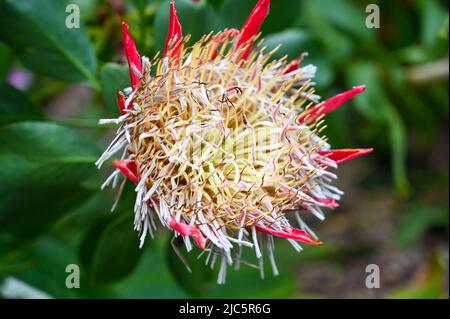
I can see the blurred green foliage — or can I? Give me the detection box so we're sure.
[0,0,448,298]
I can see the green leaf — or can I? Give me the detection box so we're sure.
[0,186,92,241]
[0,0,97,86]
[207,0,224,12]
[0,121,100,188]
[70,0,100,23]
[346,62,410,195]
[214,0,255,30]
[260,0,301,34]
[166,237,215,297]
[300,0,354,64]
[113,235,189,298]
[1,236,117,298]
[263,29,311,60]
[100,63,130,116]
[88,213,144,284]
[419,0,449,47]
[0,81,44,126]
[306,0,373,40]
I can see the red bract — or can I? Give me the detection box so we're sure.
[236,0,270,61]
[297,86,366,124]
[122,22,142,89]
[319,148,374,164]
[283,57,302,75]
[163,0,183,59]
[112,159,138,184]
[117,91,127,115]
[256,224,322,245]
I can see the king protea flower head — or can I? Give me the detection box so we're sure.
[97,0,373,283]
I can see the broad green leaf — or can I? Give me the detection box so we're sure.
[88,213,144,284]
[306,0,373,40]
[0,121,100,188]
[0,0,97,85]
[300,0,353,64]
[154,0,218,48]
[0,81,44,126]
[100,63,130,116]
[0,186,92,241]
[166,237,215,297]
[2,236,117,298]
[79,216,113,270]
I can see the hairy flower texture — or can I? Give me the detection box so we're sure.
[97,0,373,283]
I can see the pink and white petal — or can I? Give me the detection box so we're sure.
[313,197,340,209]
[256,224,322,245]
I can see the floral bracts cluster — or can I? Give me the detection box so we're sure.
[97,0,372,283]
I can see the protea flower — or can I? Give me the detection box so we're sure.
[97,0,372,283]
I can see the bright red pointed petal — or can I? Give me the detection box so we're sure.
[117,91,127,115]
[255,224,322,245]
[319,148,374,164]
[298,85,366,124]
[112,159,138,184]
[236,0,270,61]
[122,22,142,90]
[164,0,183,59]
[170,217,208,249]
